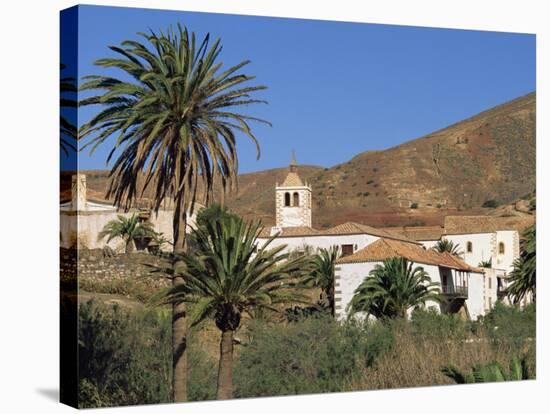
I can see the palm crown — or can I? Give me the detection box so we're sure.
[301,246,340,315]
[348,257,441,319]
[506,224,536,303]
[98,214,155,253]
[60,64,77,156]
[433,239,463,257]
[79,24,269,229]
[157,217,310,328]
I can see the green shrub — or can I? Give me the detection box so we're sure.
[78,301,172,407]
[482,199,500,208]
[479,302,536,348]
[77,301,216,408]
[234,316,389,397]
[410,308,472,340]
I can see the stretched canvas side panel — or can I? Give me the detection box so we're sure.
[60,5,79,408]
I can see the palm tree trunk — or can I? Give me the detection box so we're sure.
[125,238,135,254]
[328,286,335,317]
[172,203,188,402]
[217,329,234,400]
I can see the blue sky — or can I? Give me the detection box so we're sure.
[64,5,535,173]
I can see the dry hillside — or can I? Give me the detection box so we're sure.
[62,93,535,228]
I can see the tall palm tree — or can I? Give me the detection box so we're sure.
[153,216,310,400]
[442,356,531,383]
[79,25,268,401]
[60,63,77,156]
[301,246,340,315]
[348,257,441,319]
[433,239,463,257]
[98,214,155,253]
[507,225,536,304]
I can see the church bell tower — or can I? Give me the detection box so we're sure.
[275,151,312,228]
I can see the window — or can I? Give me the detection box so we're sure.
[293,192,299,207]
[341,244,354,257]
[498,242,505,255]
[488,276,492,289]
[466,241,473,253]
[284,192,291,207]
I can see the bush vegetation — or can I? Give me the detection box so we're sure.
[77,301,217,408]
[77,299,535,406]
[482,199,500,208]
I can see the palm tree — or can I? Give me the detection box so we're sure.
[506,225,536,304]
[196,202,239,229]
[478,258,492,268]
[348,257,441,319]
[442,356,531,383]
[98,214,154,253]
[433,239,463,257]
[79,25,268,401]
[152,216,310,399]
[148,231,171,255]
[60,64,77,156]
[301,246,340,315]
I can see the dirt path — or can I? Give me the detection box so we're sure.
[78,290,144,310]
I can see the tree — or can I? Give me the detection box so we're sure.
[433,239,463,257]
[80,25,268,402]
[442,356,532,383]
[152,216,311,399]
[98,214,154,254]
[195,203,239,230]
[60,64,77,156]
[348,257,441,319]
[301,246,340,315]
[478,258,492,268]
[506,225,536,304]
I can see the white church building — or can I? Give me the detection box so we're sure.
[257,156,533,321]
[60,174,199,251]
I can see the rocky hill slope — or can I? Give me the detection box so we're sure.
[63,93,535,228]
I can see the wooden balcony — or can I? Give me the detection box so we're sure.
[441,284,468,299]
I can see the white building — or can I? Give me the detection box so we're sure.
[257,156,533,320]
[334,238,486,320]
[60,174,199,252]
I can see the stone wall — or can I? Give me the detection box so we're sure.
[60,248,170,292]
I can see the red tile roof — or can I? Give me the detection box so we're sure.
[444,215,535,235]
[322,222,419,243]
[336,238,482,272]
[380,226,444,241]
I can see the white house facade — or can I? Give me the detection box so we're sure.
[334,238,486,320]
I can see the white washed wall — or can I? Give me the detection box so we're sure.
[419,240,439,249]
[258,233,380,256]
[444,233,494,269]
[60,208,197,252]
[466,271,486,320]
[494,230,518,273]
[335,261,443,320]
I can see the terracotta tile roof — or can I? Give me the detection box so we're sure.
[336,238,481,272]
[258,226,322,238]
[444,215,535,235]
[380,226,444,241]
[322,222,419,244]
[280,172,304,187]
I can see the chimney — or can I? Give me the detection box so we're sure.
[71,174,87,211]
